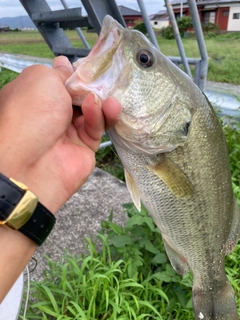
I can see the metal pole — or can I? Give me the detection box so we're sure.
[164,0,192,78]
[187,0,208,90]
[136,0,160,50]
[60,0,91,49]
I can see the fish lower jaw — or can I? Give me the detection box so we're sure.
[117,136,177,155]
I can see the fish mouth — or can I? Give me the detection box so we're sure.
[65,15,126,105]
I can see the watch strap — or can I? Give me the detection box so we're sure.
[19,202,56,246]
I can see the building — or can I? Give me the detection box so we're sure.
[149,10,169,29]
[0,26,9,32]
[118,5,142,28]
[171,0,240,31]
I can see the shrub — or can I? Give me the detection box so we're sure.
[162,16,192,39]
[177,16,193,37]
[202,22,219,34]
[133,22,147,35]
[162,25,174,39]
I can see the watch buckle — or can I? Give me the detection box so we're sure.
[0,178,38,229]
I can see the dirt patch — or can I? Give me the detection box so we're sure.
[0,39,46,44]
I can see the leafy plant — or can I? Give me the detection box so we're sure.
[161,26,174,39]
[95,135,124,181]
[221,117,240,184]
[133,22,147,35]
[23,236,168,319]
[177,16,193,37]
[162,16,192,39]
[202,22,219,34]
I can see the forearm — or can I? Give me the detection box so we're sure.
[0,226,36,303]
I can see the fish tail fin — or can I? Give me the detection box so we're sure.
[192,281,238,320]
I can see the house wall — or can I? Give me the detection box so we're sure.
[123,15,142,28]
[227,6,240,31]
[173,3,240,31]
[215,7,229,30]
[150,20,169,29]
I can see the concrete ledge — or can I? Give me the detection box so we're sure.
[31,167,131,281]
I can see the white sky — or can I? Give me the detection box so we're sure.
[0,0,165,18]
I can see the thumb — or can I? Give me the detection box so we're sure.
[52,56,74,82]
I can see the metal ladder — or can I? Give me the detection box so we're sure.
[20,0,126,63]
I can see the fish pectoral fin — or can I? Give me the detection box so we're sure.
[147,157,194,199]
[124,168,141,212]
[163,239,189,275]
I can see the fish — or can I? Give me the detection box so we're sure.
[65,15,240,320]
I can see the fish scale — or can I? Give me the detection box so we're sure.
[66,15,240,320]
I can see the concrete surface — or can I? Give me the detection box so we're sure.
[31,167,131,281]
[206,80,240,96]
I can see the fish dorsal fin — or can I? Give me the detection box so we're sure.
[124,168,141,211]
[147,157,194,199]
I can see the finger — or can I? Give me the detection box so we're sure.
[73,93,105,152]
[52,56,74,82]
[81,93,105,141]
[102,97,122,130]
[72,105,83,122]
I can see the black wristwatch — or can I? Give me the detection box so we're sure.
[0,173,56,246]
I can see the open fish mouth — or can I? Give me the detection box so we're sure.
[65,16,126,105]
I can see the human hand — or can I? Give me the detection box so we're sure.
[0,56,121,214]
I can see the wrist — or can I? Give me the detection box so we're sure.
[0,225,36,303]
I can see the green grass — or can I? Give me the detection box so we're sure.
[0,29,240,84]
[0,67,18,88]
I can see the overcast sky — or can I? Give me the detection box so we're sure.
[0,0,165,18]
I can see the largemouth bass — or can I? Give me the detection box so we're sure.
[66,15,240,320]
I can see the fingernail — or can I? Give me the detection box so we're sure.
[92,93,101,108]
[52,56,73,72]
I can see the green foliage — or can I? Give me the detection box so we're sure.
[177,16,193,37]
[133,22,147,35]
[161,26,174,40]
[162,16,192,39]
[24,248,165,319]
[96,135,124,181]
[205,31,217,39]
[218,32,240,40]
[221,117,240,205]
[0,67,18,89]
[202,22,219,34]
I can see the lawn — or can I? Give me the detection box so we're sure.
[0,29,240,84]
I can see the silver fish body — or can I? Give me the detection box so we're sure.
[66,15,240,320]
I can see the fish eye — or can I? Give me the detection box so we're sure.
[136,50,154,68]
